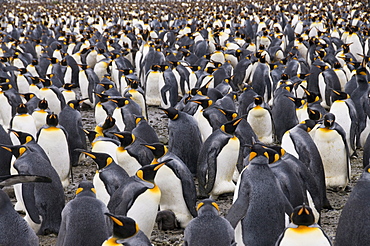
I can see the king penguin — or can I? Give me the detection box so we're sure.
[276,204,332,246]
[313,113,350,190]
[36,113,71,187]
[160,106,202,175]
[108,161,167,238]
[245,95,274,144]
[78,150,130,206]
[0,144,65,235]
[58,99,87,167]
[281,120,331,209]
[226,143,292,246]
[0,174,52,246]
[143,142,197,228]
[102,213,151,246]
[56,178,111,246]
[183,199,236,246]
[197,117,242,199]
[335,165,370,246]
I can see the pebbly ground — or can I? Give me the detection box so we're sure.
[25,105,363,246]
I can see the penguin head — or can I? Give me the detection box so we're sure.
[96,115,116,133]
[75,179,96,198]
[46,113,59,127]
[136,160,167,183]
[9,129,35,144]
[323,113,335,128]
[0,83,12,90]
[159,107,179,120]
[217,108,238,121]
[248,143,270,164]
[196,199,220,216]
[143,143,167,159]
[302,86,320,103]
[0,145,28,159]
[190,97,213,109]
[291,204,315,226]
[16,103,28,115]
[220,117,243,135]
[38,99,49,110]
[67,100,82,110]
[253,95,263,106]
[63,83,77,91]
[331,90,349,102]
[265,145,285,162]
[19,93,36,102]
[105,213,139,240]
[113,131,135,147]
[17,68,27,74]
[299,120,317,132]
[78,150,115,170]
[40,78,52,87]
[109,97,129,107]
[134,115,146,125]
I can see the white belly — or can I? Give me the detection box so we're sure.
[127,186,161,238]
[330,101,353,154]
[93,172,110,205]
[0,94,12,128]
[116,148,141,176]
[281,132,299,159]
[194,109,212,142]
[155,165,193,228]
[145,71,162,106]
[278,227,331,246]
[11,115,37,138]
[92,141,118,163]
[38,128,70,187]
[211,137,240,198]
[32,110,48,130]
[313,128,349,189]
[247,108,273,144]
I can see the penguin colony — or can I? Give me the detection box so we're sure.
[0,0,369,245]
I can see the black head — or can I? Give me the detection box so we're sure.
[220,117,243,135]
[113,131,135,147]
[323,113,335,128]
[136,161,166,183]
[159,107,179,120]
[9,129,34,144]
[46,113,58,127]
[253,95,263,106]
[78,150,114,170]
[142,143,166,159]
[0,145,28,159]
[196,198,219,216]
[291,204,315,226]
[105,213,138,239]
[16,103,28,114]
[38,99,49,110]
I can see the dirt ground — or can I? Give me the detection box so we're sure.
[27,104,363,245]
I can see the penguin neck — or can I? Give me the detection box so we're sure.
[103,237,123,246]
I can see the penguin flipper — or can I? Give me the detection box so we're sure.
[225,187,250,228]
[160,84,171,106]
[0,174,51,188]
[22,183,41,224]
[164,159,197,217]
[198,147,217,196]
